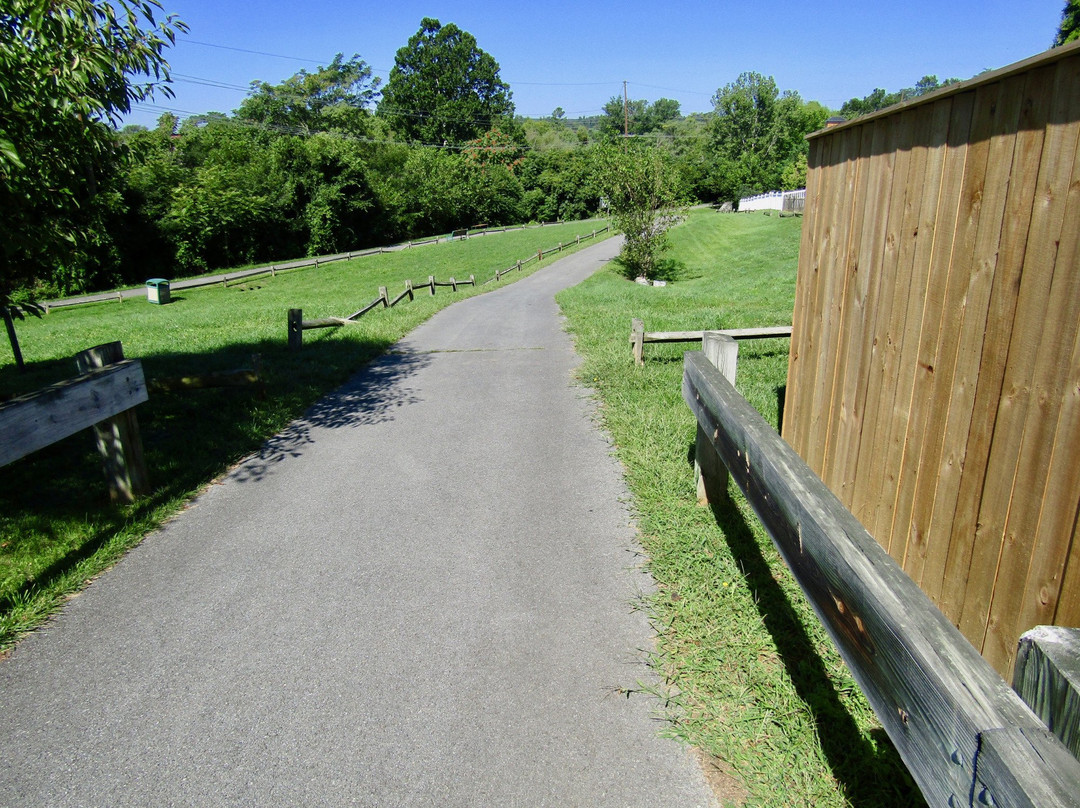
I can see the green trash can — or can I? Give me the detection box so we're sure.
[146,278,171,304]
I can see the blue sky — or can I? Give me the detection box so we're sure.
[125,0,1067,128]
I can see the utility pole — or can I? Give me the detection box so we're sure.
[623,80,630,139]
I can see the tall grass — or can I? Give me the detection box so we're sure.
[0,222,608,651]
[557,210,923,808]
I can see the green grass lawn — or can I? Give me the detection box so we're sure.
[0,222,609,650]
[557,209,924,808]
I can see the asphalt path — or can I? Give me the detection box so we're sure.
[0,238,715,807]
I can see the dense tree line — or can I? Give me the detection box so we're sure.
[6,4,986,302]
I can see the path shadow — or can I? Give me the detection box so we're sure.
[692,449,924,807]
[229,350,430,484]
[0,332,428,613]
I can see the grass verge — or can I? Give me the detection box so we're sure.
[0,222,610,652]
[557,209,924,807]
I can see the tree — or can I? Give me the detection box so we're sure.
[840,75,960,119]
[599,96,681,139]
[0,0,184,366]
[235,54,380,136]
[593,143,685,280]
[378,18,513,145]
[1055,0,1080,45]
[708,72,823,202]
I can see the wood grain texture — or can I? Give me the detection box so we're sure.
[683,351,1080,807]
[784,48,1080,676]
[0,360,148,468]
[1014,626,1080,759]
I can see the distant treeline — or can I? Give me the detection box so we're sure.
[11,14,961,300]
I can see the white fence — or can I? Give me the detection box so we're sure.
[738,189,805,213]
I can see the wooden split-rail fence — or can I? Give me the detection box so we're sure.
[39,220,606,312]
[288,274,475,350]
[684,332,1080,807]
[629,318,793,366]
[288,227,611,350]
[0,341,265,503]
[0,343,149,503]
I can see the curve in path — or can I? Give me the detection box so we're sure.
[0,239,715,807]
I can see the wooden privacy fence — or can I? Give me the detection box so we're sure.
[288,227,610,349]
[685,337,1080,807]
[783,40,1080,677]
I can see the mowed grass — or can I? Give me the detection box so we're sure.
[0,222,609,650]
[557,210,924,807]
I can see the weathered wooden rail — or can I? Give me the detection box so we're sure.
[631,318,792,366]
[1,350,149,503]
[38,220,604,312]
[1015,626,1080,761]
[287,275,476,350]
[683,343,1080,806]
[288,226,612,350]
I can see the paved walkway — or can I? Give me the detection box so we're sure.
[0,239,715,807]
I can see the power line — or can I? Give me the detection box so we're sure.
[177,38,707,98]
[182,39,329,65]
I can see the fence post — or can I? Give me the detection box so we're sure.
[516,260,521,273]
[469,275,474,286]
[449,277,457,292]
[1014,626,1080,759]
[2,306,25,372]
[696,332,738,506]
[428,276,435,296]
[73,342,149,504]
[406,279,414,301]
[538,249,543,262]
[631,318,645,367]
[379,286,389,307]
[288,308,303,351]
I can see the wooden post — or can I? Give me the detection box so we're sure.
[288,308,303,351]
[681,351,1080,806]
[271,265,276,277]
[428,276,435,296]
[450,277,457,292]
[406,279,414,301]
[696,333,738,507]
[468,274,474,286]
[631,318,645,366]
[538,249,544,262]
[3,305,25,372]
[73,343,148,504]
[379,286,389,307]
[1014,626,1080,759]
[516,260,522,272]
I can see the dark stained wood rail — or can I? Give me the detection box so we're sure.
[683,349,1080,807]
